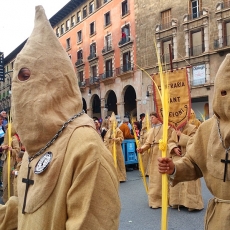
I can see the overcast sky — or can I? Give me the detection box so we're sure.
[0,0,69,56]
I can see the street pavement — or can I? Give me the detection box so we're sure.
[119,169,212,230]
[0,169,212,230]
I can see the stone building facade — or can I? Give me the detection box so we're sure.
[134,0,230,120]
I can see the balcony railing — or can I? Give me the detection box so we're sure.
[213,36,230,49]
[102,45,113,54]
[88,53,97,61]
[89,76,100,84]
[75,59,84,66]
[78,81,86,87]
[188,11,203,21]
[116,63,133,75]
[189,44,204,56]
[99,70,114,80]
[159,22,171,30]
[161,53,174,63]
[118,37,131,46]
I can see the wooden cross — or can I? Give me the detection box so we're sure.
[221,151,230,182]
[22,166,34,214]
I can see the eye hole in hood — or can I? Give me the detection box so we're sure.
[18,68,31,81]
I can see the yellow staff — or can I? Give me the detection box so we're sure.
[7,114,12,199]
[155,44,170,230]
[131,118,148,194]
[112,120,117,168]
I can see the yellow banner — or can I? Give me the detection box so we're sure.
[153,68,191,129]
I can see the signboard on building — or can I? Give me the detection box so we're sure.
[192,64,206,86]
[0,53,4,82]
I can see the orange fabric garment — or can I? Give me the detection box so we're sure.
[119,123,134,139]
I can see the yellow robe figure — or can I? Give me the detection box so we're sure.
[104,113,126,182]
[0,6,120,230]
[168,123,204,211]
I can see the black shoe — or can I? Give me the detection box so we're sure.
[126,167,133,172]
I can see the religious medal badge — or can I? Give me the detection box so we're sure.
[34,151,53,174]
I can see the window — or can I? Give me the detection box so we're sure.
[122,0,128,16]
[56,27,60,37]
[223,21,230,46]
[91,65,97,77]
[105,59,113,78]
[161,9,171,29]
[190,29,204,56]
[120,25,130,44]
[89,1,94,14]
[78,71,84,82]
[77,50,83,60]
[77,11,81,23]
[104,12,111,26]
[123,51,131,72]
[83,6,87,19]
[90,43,96,56]
[161,39,173,63]
[66,38,71,50]
[90,22,95,35]
[71,16,75,27]
[105,34,112,48]
[189,0,202,19]
[66,20,70,31]
[77,30,82,43]
[61,24,64,34]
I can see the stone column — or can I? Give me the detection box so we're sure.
[117,102,125,118]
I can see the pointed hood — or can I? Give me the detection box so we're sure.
[109,112,117,128]
[213,54,230,121]
[11,6,83,156]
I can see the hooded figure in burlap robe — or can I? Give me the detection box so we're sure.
[2,125,20,203]
[139,117,150,176]
[0,6,120,230]
[188,109,201,128]
[166,54,230,229]
[104,112,126,182]
[168,123,204,211]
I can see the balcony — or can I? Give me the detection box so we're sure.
[88,53,97,61]
[116,63,133,76]
[78,81,86,88]
[161,53,174,63]
[189,44,204,56]
[75,59,84,67]
[89,76,100,84]
[187,11,203,21]
[118,37,132,47]
[99,70,115,81]
[102,45,113,54]
[214,36,230,49]
[158,22,172,30]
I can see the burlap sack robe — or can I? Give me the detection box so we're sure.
[0,5,120,230]
[104,113,126,182]
[170,53,230,229]
[168,123,204,210]
[141,125,173,208]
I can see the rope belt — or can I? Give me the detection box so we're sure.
[205,197,230,230]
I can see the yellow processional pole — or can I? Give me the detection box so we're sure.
[112,120,117,168]
[7,114,12,199]
[131,118,148,194]
[155,44,170,230]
